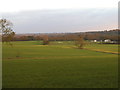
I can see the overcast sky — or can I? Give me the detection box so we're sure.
[0,0,119,33]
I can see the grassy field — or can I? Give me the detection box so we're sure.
[2,41,118,88]
[84,42,119,54]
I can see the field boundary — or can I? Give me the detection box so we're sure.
[84,48,119,55]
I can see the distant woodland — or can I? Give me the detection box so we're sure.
[12,29,120,43]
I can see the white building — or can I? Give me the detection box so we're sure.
[104,39,111,43]
[93,40,97,42]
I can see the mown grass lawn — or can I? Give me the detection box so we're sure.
[2,41,118,88]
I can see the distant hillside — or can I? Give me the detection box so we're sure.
[14,29,119,41]
[85,29,120,35]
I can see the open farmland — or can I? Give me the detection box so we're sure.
[84,43,119,54]
[2,41,118,88]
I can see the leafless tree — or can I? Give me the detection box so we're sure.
[75,35,85,49]
[42,35,49,45]
[0,19,15,45]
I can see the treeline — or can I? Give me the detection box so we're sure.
[84,29,119,41]
[12,29,120,42]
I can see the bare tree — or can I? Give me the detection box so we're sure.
[75,35,85,49]
[42,35,49,45]
[0,19,15,45]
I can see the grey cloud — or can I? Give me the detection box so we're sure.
[0,8,117,33]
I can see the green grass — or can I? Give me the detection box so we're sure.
[84,43,119,54]
[2,41,118,88]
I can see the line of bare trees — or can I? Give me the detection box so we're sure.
[12,33,119,42]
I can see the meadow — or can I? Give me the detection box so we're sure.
[2,41,118,88]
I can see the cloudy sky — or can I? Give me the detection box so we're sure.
[0,0,119,33]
